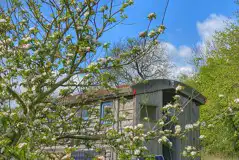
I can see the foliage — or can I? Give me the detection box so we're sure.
[0,0,201,159]
[184,23,239,156]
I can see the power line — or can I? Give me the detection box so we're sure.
[161,0,170,25]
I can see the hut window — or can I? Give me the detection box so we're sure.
[81,110,88,120]
[100,101,113,124]
[140,105,157,121]
[71,150,99,159]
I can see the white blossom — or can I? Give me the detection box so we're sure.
[10,112,16,118]
[193,121,200,128]
[199,135,205,139]
[62,154,71,160]
[22,44,32,49]
[42,108,48,112]
[139,31,147,38]
[133,136,139,141]
[97,156,105,160]
[0,19,7,23]
[175,125,181,134]
[147,13,156,20]
[201,121,206,127]
[86,46,91,52]
[176,85,184,91]
[185,146,192,152]
[107,56,113,61]
[134,149,140,155]
[76,7,81,12]
[139,136,145,141]
[234,98,239,103]
[120,114,126,119]
[208,124,214,128]
[17,142,27,148]
[158,138,162,143]
[33,119,41,125]
[42,125,51,131]
[182,151,187,156]
[1,147,4,153]
[218,94,224,98]
[77,26,84,30]
[168,142,172,147]
[29,27,36,31]
[163,103,173,109]
[98,58,107,64]
[22,36,32,42]
[185,124,193,130]
[6,38,12,43]
[148,30,156,38]
[84,11,90,17]
[136,123,144,128]
[140,146,147,150]
[190,151,197,156]
[124,125,133,130]
[161,136,168,142]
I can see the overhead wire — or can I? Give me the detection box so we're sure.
[161,0,170,25]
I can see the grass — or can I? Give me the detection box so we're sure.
[202,154,237,160]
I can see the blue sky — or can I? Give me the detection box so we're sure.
[2,0,236,77]
[101,0,237,77]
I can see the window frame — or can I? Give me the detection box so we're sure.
[100,101,113,124]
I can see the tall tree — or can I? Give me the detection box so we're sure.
[109,38,173,84]
[0,0,201,159]
[185,23,239,156]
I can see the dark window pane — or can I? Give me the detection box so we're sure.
[100,101,113,118]
[82,110,88,120]
[140,105,156,121]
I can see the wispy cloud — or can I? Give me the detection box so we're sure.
[163,14,233,79]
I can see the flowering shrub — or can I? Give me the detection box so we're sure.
[0,0,203,159]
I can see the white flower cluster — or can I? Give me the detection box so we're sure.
[158,121,164,126]
[174,95,180,100]
[182,146,198,157]
[234,98,239,103]
[17,142,27,149]
[162,103,173,110]
[124,125,134,131]
[199,135,205,139]
[0,19,7,23]
[98,58,107,64]
[158,136,172,147]
[147,13,156,20]
[136,123,144,129]
[134,149,141,156]
[176,85,184,92]
[218,94,224,98]
[119,113,127,119]
[148,30,156,38]
[139,31,147,38]
[22,36,32,42]
[185,124,193,130]
[133,136,144,142]
[185,121,200,130]
[21,44,32,49]
[175,125,181,134]
[208,124,214,128]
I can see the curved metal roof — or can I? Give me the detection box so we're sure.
[132,79,206,104]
